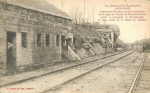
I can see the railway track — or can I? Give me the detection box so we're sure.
[41,48,138,93]
[0,48,138,93]
[54,49,144,93]
[0,49,130,88]
[128,53,150,93]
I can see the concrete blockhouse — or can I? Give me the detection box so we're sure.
[0,0,73,71]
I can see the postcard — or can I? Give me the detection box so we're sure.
[0,0,150,93]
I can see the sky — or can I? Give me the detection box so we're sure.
[45,0,150,43]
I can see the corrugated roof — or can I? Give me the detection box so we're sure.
[2,0,71,19]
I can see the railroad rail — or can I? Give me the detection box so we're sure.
[128,53,147,93]
[42,48,138,93]
[0,49,131,88]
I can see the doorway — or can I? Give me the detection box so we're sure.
[61,35,67,59]
[7,31,17,71]
[66,38,72,47]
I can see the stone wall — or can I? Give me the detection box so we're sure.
[0,2,71,69]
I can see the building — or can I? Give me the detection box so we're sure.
[71,24,107,59]
[94,25,120,51]
[0,0,73,71]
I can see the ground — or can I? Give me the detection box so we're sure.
[0,49,149,93]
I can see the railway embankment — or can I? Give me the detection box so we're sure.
[0,49,128,88]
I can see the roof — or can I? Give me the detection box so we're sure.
[109,25,120,36]
[95,28,113,32]
[95,25,120,36]
[1,0,71,19]
[71,25,99,38]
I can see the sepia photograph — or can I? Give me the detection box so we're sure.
[0,0,150,93]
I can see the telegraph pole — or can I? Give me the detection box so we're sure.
[93,6,94,24]
[84,0,85,23]
[145,33,147,49]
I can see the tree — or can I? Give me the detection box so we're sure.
[69,5,85,30]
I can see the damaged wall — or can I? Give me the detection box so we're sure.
[0,2,71,70]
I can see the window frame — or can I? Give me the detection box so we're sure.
[45,34,50,47]
[56,35,60,47]
[37,33,42,47]
[21,32,27,48]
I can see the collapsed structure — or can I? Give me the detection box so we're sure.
[0,0,120,72]
[71,24,120,60]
